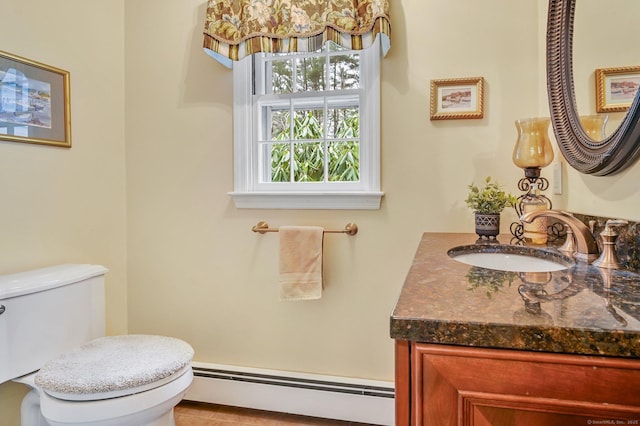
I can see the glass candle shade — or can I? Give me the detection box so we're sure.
[513,117,554,169]
[580,115,608,140]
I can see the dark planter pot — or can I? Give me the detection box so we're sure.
[475,213,500,240]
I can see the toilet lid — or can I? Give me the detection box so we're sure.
[34,335,194,401]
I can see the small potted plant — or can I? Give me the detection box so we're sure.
[465,176,517,240]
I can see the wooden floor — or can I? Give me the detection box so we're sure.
[175,401,375,426]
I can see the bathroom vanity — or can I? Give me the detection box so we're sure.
[390,233,640,425]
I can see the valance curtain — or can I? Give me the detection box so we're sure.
[203,0,391,68]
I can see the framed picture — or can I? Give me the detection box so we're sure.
[595,66,640,113]
[0,50,71,147]
[430,77,484,120]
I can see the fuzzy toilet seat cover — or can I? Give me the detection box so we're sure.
[34,335,194,398]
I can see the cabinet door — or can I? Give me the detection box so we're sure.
[413,343,640,426]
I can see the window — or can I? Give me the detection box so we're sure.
[230,38,383,209]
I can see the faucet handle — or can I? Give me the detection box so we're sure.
[602,219,628,236]
[593,220,628,269]
[558,224,576,254]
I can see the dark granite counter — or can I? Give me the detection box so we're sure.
[390,233,640,358]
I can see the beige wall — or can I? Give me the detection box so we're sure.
[0,1,127,424]
[2,0,640,424]
[124,0,539,381]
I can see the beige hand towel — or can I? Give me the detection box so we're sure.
[279,226,324,301]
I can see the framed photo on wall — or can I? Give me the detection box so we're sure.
[0,50,71,147]
[430,77,484,120]
[595,66,640,113]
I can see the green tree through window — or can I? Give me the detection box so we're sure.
[265,43,360,183]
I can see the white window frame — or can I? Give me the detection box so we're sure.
[229,38,383,209]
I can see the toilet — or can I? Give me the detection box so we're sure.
[0,264,194,426]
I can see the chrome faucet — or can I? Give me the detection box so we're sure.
[520,210,599,263]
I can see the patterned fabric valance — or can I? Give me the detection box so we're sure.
[203,0,391,68]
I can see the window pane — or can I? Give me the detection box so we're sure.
[328,141,359,182]
[268,142,291,182]
[296,57,326,92]
[270,109,291,140]
[327,107,359,138]
[269,59,293,94]
[329,54,360,90]
[255,41,366,190]
[293,109,324,139]
[294,142,324,182]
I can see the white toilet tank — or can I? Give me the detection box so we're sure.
[0,264,108,385]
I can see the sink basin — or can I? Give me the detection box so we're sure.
[447,244,574,273]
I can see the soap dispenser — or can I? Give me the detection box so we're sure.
[592,219,628,269]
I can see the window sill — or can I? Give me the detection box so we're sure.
[229,191,384,210]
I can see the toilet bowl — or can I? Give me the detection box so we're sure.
[0,264,194,426]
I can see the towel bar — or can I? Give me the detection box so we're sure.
[251,221,358,236]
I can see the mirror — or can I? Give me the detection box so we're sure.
[547,0,640,175]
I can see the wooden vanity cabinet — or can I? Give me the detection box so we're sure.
[395,340,640,425]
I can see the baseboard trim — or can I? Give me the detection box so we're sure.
[184,362,394,425]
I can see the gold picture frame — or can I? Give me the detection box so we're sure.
[595,66,640,113]
[430,77,484,120]
[0,50,71,147]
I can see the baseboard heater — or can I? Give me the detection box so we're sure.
[185,362,395,425]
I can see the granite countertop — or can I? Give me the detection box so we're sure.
[390,233,640,358]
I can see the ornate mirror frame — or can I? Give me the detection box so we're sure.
[547,0,640,175]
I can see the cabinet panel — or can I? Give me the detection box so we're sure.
[407,343,640,426]
[461,391,639,426]
[395,340,411,426]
